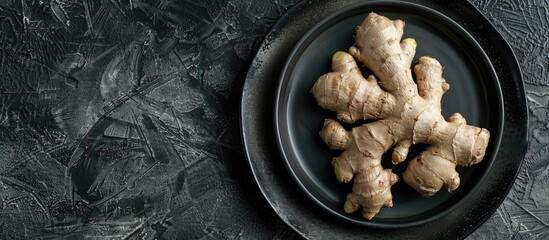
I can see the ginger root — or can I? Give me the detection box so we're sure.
[310,13,490,220]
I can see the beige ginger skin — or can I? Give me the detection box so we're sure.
[310,13,490,220]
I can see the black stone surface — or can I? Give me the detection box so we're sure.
[0,0,546,239]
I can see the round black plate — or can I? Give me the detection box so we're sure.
[241,0,528,239]
[275,1,503,228]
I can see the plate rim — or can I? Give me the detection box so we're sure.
[240,0,528,238]
[274,0,505,228]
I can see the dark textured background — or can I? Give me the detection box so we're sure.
[0,0,546,239]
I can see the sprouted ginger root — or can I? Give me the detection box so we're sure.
[310,13,490,220]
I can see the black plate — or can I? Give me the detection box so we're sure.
[275,1,503,228]
[241,0,528,238]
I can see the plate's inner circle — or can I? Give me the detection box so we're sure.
[277,4,501,225]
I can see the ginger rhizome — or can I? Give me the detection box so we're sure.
[310,13,490,220]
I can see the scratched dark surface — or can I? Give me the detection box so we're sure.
[0,0,546,239]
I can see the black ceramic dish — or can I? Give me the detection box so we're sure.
[275,1,503,228]
[241,0,528,239]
